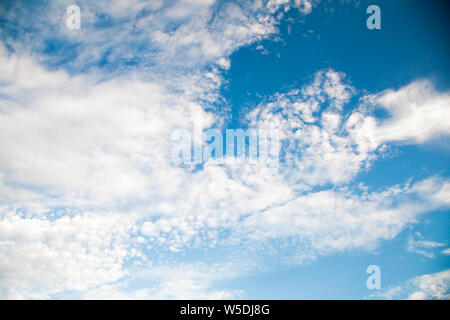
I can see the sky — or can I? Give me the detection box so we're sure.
[0,0,449,300]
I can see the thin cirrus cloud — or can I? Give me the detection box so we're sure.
[407,233,446,259]
[0,0,449,299]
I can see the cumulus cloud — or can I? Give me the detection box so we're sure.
[247,69,369,186]
[0,210,140,299]
[0,41,215,207]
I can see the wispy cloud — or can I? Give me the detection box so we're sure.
[407,234,446,258]
[370,269,450,300]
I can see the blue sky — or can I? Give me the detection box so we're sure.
[0,0,449,299]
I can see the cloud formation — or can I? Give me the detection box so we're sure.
[372,269,450,300]
[0,0,449,299]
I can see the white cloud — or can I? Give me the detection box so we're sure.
[247,69,373,187]
[372,269,450,300]
[247,71,450,189]
[235,178,449,258]
[0,210,141,299]
[80,262,244,300]
[1,0,312,75]
[0,42,216,207]
[407,235,445,258]
[375,80,450,144]
[81,281,241,300]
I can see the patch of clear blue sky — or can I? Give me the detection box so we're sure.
[224,0,450,110]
